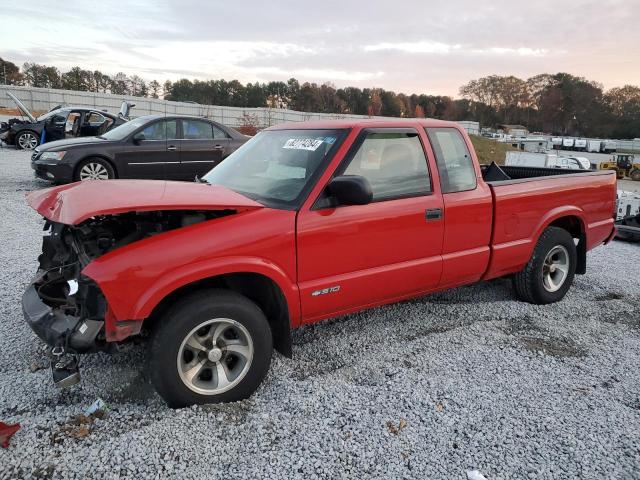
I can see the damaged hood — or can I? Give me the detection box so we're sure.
[7,92,36,123]
[26,180,263,225]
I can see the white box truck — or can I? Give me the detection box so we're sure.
[505,151,558,168]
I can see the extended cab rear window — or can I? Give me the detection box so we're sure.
[426,128,477,193]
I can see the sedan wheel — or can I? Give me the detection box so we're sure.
[79,162,111,180]
[17,132,39,150]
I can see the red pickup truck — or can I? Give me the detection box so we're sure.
[23,119,616,407]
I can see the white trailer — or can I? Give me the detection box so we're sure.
[551,137,563,150]
[616,190,640,241]
[616,190,640,220]
[587,140,602,153]
[505,151,558,168]
[574,139,587,151]
[562,138,575,149]
[602,140,617,153]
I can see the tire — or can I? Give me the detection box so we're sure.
[74,157,115,181]
[630,169,640,182]
[148,289,273,408]
[16,131,40,150]
[513,227,577,305]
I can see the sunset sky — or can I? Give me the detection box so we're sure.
[1,0,638,96]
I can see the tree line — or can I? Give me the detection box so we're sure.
[1,57,638,138]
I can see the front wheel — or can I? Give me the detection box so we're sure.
[148,289,273,408]
[630,169,640,181]
[16,131,40,150]
[513,227,577,304]
[75,158,115,181]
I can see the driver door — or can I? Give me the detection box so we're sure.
[296,128,444,322]
[44,111,69,142]
[117,119,179,179]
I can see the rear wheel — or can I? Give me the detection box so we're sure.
[513,227,577,304]
[16,131,39,150]
[148,289,273,408]
[75,158,115,181]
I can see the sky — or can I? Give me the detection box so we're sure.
[1,0,639,97]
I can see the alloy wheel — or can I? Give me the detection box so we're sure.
[79,162,110,180]
[18,132,38,150]
[542,245,569,292]
[177,318,254,395]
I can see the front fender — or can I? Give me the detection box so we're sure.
[83,255,300,325]
[81,207,299,327]
[133,256,299,323]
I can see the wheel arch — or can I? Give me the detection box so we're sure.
[543,212,587,274]
[144,272,293,357]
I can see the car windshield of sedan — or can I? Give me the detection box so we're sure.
[203,129,346,208]
[99,117,149,140]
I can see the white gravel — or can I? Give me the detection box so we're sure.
[0,147,639,479]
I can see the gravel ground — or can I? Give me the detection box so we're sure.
[0,147,639,480]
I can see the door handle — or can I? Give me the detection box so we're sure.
[167,145,177,151]
[213,144,224,150]
[425,208,442,221]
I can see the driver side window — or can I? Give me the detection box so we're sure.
[342,131,431,201]
[141,120,178,141]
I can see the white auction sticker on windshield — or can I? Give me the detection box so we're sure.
[283,138,324,151]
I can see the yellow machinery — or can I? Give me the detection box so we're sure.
[599,153,640,181]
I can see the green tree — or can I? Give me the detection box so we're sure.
[0,58,23,85]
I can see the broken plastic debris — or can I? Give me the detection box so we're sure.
[466,470,488,480]
[84,398,107,418]
[386,418,408,435]
[0,422,21,448]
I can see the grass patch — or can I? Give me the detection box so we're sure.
[469,135,518,165]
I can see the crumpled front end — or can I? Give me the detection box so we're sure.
[22,221,108,353]
[22,209,234,354]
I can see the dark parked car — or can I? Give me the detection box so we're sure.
[1,92,132,150]
[30,114,249,182]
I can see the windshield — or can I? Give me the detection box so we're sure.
[100,116,149,140]
[203,129,347,208]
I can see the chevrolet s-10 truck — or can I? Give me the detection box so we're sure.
[22,119,616,407]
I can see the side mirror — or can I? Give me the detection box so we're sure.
[326,175,373,206]
[132,132,146,144]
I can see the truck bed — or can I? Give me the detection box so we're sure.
[481,163,597,184]
[479,163,617,279]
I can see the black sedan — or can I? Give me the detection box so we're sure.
[30,115,249,183]
[1,93,131,150]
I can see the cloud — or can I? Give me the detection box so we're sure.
[364,42,549,57]
[365,42,461,54]
[250,67,385,83]
[1,0,639,96]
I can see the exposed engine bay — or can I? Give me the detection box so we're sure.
[27,209,233,354]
